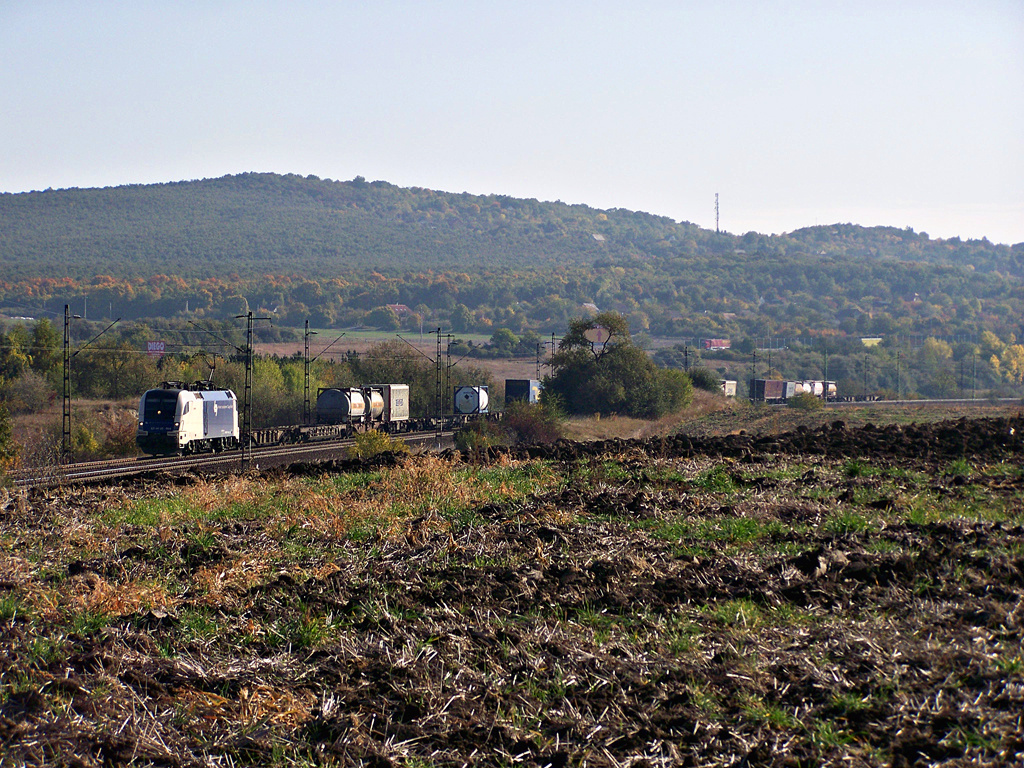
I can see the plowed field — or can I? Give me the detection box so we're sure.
[2,414,1023,766]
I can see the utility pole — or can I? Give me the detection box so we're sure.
[428,329,454,444]
[237,311,270,470]
[62,305,76,459]
[543,335,561,377]
[435,328,443,436]
[242,312,255,469]
[750,349,756,402]
[823,343,829,405]
[896,350,901,401]
[62,305,118,461]
[304,325,346,425]
[445,335,454,415]
[304,320,317,425]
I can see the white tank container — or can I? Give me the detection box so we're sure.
[454,385,489,414]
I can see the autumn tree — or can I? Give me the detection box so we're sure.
[999,344,1024,385]
[0,403,18,471]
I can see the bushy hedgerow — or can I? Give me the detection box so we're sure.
[687,366,723,393]
[348,429,411,460]
[787,392,824,411]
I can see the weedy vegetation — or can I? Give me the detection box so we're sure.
[0,413,1023,766]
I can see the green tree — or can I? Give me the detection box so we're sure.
[30,319,60,376]
[489,327,519,353]
[545,313,692,418]
[451,304,473,333]
[366,305,400,331]
[0,327,30,380]
[251,357,292,426]
[687,366,722,393]
[917,337,954,397]
[76,342,154,400]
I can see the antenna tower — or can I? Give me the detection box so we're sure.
[715,193,720,233]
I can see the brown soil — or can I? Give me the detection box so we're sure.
[1,414,1023,766]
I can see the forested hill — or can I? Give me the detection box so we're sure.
[1,172,1021,281]
[2,173,1024,342]
[0,172,684,279]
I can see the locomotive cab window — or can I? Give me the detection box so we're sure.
[144,391,179,422]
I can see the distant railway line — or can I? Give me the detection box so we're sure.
[792,397,1022,408]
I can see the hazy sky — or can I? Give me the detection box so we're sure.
[2,1,1022,244]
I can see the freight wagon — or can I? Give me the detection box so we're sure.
[749,379,837,404]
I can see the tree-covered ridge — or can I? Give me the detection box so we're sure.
[2,173,1021,280]
[0,172,694,279]
[1,173,1023,341]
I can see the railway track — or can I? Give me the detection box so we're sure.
[7,430,454,488]
[10,398,1017,488]
[759,396,1023,408]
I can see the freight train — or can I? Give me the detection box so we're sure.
[136,380,498,455]
[749,379,838,404]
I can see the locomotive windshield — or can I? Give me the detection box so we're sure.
[143,390,179,423]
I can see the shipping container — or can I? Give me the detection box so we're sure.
[505,379,542,404]
[375,384,410,423]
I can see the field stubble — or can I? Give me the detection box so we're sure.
[1,412,1023,766]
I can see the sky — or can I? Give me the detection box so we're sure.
[2,1,1023,245]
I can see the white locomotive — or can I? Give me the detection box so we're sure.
[136,381,239,454]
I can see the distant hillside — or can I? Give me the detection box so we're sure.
[1,173,1023,342]
[0,173,699,279]
[1,173,1020,280]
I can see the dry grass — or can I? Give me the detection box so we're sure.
[562,389,737,441]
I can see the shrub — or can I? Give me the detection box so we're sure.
[788,392,824,411]
[501,401,564,445]
[7,370,55,414]
[72,423,101,461]
[454,420,497,455]
[688,367,722,393]
[102,412,140,457]
[348,429,411,460]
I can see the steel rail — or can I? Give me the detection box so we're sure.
[9,430,454,488]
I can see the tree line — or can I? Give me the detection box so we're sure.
[4,309,1022,465]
